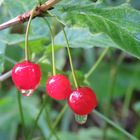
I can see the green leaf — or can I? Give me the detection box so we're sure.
[54,3,140,58]
[0,18,50,61]
[54,27,117,48]
[0,19,49,45]
[2,0,37,18]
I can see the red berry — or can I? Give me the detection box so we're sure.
[68,87,97,115]
[46,74,72,100]
[12,61,41,96]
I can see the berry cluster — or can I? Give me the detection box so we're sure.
[11,13,97,123]
[46,74,97,118]
[12,62,97,119]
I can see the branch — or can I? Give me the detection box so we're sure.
[0,70,12,82]
[0,0,60,31]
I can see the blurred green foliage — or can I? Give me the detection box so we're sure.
[0,0,140,140]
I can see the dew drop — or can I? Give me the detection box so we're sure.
[74,114,87,124]
[20,89,34,96]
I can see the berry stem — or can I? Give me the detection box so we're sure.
[17,91,26,140]
[47,11,66,26]
[44,18,56,75]
[62,27,78,88]
[85,47,109,79]
[25,8,35,61]
[60,19,85,124]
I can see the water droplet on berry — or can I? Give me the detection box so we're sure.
[74,114,87,124]
[20,89,34,96]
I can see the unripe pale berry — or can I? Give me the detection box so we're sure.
[46,74,72,100]
[12,61,41,96]
[68,87,97,115]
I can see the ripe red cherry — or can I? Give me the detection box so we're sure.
[46,74,72,100]
[12,61,41,96]
[68,87,97,115]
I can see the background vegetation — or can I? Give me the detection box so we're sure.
[0,0,140,140]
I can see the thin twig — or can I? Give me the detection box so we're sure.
[0,0,61,31]
[0,70,12,82]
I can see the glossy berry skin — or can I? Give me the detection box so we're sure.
[12,61,41,96]
[46,74,72,100]
[68,87,97,115]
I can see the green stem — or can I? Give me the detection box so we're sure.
[103,52,125,140]
[102,65,117,140]
[47,11,66,26]
[62,27,78,88]
[27,96,48,140]
[106,53,125,115]
[122,72,137,117]
[48,104,68,140]
[46,12,78,87]
[122,84,134,117]
[53,104,68,128]
[93,110,138,140]
[45,109,60,140]
[43,18,56,75]
[17,91,26,140]
[85,47,109,79]
[25,8,35,60]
